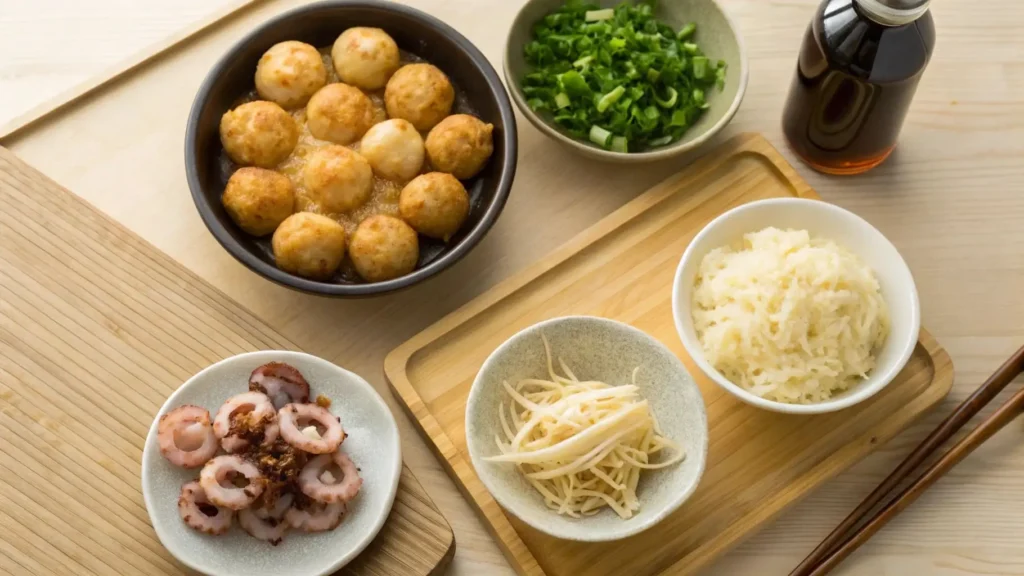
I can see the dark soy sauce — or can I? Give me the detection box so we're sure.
[782,0,935,175]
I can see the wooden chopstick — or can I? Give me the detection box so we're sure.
[790,345,1024,576]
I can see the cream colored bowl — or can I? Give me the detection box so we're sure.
[504,0,748,162]
[672,198,921,415]
[465,316,708,541]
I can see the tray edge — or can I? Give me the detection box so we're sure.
[384,133,808,576]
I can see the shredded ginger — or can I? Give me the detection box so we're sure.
[484,337,684,519]
[692,227,890,404]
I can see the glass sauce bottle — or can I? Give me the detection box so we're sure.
[782,0,935,175]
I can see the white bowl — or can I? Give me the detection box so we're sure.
[465,316,708,542]
[672,198,921,414]
[141,351,402,576]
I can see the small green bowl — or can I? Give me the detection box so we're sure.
[504,0,748,163]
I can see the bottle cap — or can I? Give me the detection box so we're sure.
[856,0,931,25]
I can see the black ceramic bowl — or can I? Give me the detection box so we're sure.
[186,1,517,297]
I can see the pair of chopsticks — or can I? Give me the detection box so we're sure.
[790,345,1024,576]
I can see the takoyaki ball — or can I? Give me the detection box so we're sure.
[306,83,374,145]
[359,119,424,182]
[219,101,299,168]
[384,63,454,131]
[255,41,328,109]
[399,173,469,241]
[349,215,419,282]
[425,114,494,180]
[222,167,295,236]
[303,145,373,214]
[331,27,400,90]
[272,212,346,280]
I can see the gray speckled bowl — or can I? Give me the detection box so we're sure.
[504,0,747,162]
[141,351,401,576]
[465,316,707,541]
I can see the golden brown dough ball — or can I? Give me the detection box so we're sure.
[399,173,469,241]
[348,215,419,282]
[255,41,328,109]
[303,145,373,214]
[425,114,494,179]
[359,119,424,182]
[306,83,375,144]
[222,167,295,236]
[272,212,346,280]
[384,63,454,131]
[219,101,299,168]
[331,27,400,90]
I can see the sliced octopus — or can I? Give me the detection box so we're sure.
[238,493,292,546]
[278,403,345,454]
[285,500,346,532]
[298,450,362,504]
[199,455,266,510]
[158,405,219,468]
[249,362,310,409]
[178,480,233,535]
[213,391,280,453]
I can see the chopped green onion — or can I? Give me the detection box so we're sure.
[585,8,615,22]
[648,135,674,147]
[596,85,626,112]
[677,23,696,41]
[558,70,592,96]
[589,125,613,147]
[520,0,725,152]
[692,88,705,106]
[715,64,727,90]
[654,86,678,108]
[692,56,709,79]
[573,55,594,69]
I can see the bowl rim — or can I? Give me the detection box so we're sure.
[185,0,518,297]
[502,0,749,162]
[464,314,709,541]
[671,197,922,415]
[140,350,403,576]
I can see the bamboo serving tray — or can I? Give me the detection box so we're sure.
[385,134,955,576]
[0,150,453,573]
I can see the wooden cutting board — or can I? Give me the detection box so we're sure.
[0,146,454,576]
[384,134,954,576]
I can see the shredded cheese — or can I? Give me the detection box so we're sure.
[484,336,684,519]
[692,227,890,404]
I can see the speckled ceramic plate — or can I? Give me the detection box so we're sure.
[465,316,708,542]
[141,351,402,576]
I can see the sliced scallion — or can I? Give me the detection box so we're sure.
[610,136,629,153]
[654,86,678,108]
[589,125,613,147]
[676,23,696,41]
[554,92,571,109]
[692,56,709,80]
[596,85,626,112]
[585,8,615,22]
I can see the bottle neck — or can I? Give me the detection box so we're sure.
[854,0,930,26]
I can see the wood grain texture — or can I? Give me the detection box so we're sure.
[0,146,454,576]
[384,134,954,576]
[2,0,1023,574]
[0,0,255,136]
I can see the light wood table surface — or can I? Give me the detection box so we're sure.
[2,1,1023,575]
